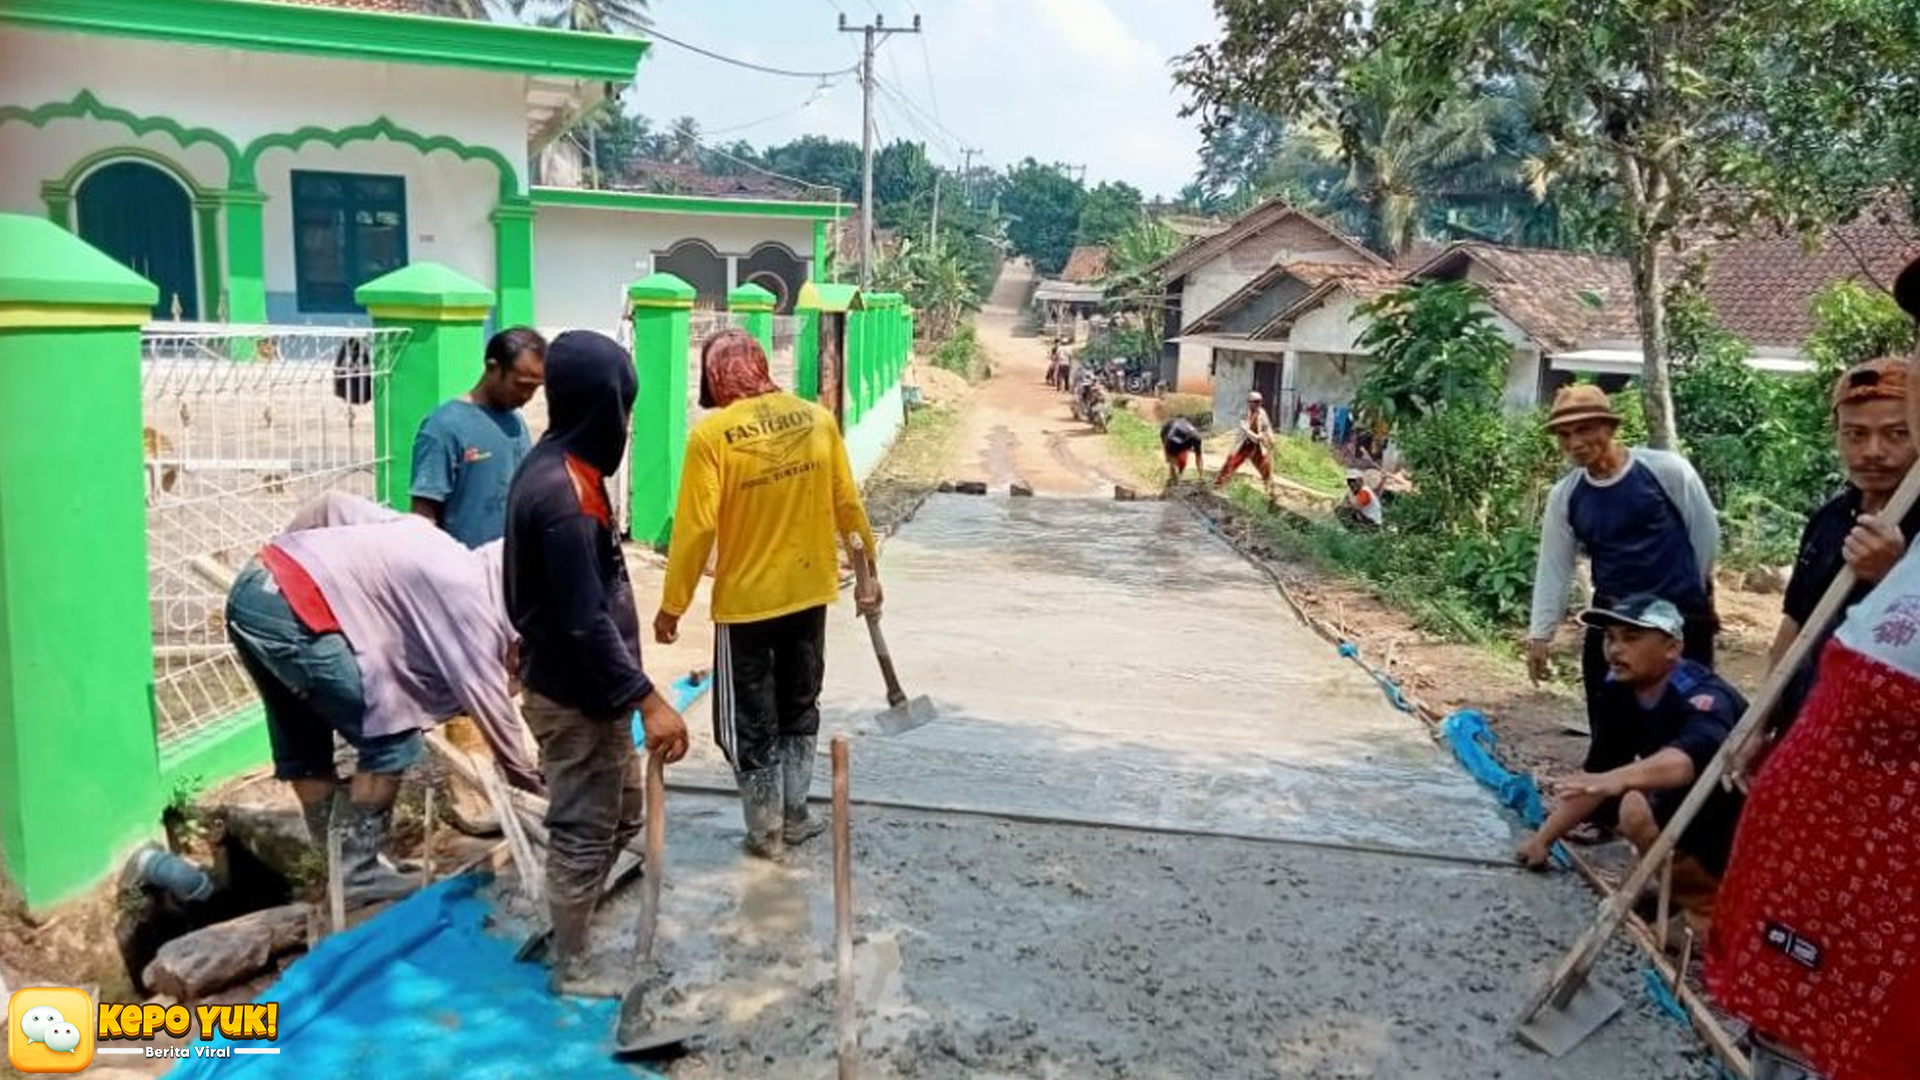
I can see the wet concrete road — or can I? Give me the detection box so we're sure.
[680,493,1517,863]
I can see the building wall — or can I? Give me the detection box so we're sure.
[1,27,530,321]
[1210,352,1258,425]
[256,143,500,324]
[533,204,817,338]
[1,29,529,183]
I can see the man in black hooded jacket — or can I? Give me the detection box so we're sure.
[504,330,689,997]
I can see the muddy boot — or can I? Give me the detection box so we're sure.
[298,787,339,850]
[338,801,420,908]
[737,768,785,860]
[779,736,827,847]
[547,898,623,998]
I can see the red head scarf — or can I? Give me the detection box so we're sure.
[698,329,780,409]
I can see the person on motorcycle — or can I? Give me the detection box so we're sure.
[1215,390,1276,494]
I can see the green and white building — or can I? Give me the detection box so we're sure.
[0,0,850,331]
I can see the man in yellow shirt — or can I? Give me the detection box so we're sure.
[655,330,882,859]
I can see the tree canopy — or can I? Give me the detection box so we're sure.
[1002,159,1086,275]
[1177,0,1920,449]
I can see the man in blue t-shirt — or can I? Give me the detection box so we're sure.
[1518,594,1747,923]
[1527,385,1721,761]
[411,326,545,837]
[411,327,545,549]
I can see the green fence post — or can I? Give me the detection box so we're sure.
[866,292,903,407]
[902,306,916,388]
[795,288,822,403]
[0,215,163,908]
[491,200,538,329]
[726,282,776,355]
[356,263,496,511]
[628,272,695,547]
[845,305,868,423]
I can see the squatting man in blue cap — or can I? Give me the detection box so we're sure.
[1515,593,1748,928]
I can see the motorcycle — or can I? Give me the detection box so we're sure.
[1071,379,1111,432]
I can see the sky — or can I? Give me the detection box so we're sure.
[625,0,1222,199]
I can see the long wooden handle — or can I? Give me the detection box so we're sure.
[832,737,858,1080]
[1524,462,1920,1022]
[638,751,666,962]
[847,534,907,705]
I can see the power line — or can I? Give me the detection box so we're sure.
[647,23,859,78]
[700,79,843,136]
[873,77,969,158]
[873,82,962,164]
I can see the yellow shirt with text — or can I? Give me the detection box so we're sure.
[661,392,879,624]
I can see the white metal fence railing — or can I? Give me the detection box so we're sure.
[142,323,407,750]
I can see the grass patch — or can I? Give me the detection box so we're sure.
[1218,482,1506,645]
[1106,409,1168,486]
[1269,435,1347,495]
[868,403,963,488]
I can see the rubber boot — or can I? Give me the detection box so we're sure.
[338,801,420,908]
[737,768,785,860]
[298,788,337,850]
[778,736,827,847]
[547,898,623,998]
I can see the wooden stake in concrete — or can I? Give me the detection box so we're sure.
[326,827,346,935]
[422,783,437,887]
[832,736,858,1080]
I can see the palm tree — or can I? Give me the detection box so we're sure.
[422,0,650,34]
[1298,61,1518,258]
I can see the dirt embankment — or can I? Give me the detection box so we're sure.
[1169,484,1779,778]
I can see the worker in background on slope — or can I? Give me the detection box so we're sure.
[1215,390,1275,495]
[1160,414,1205,487]
[654,330,881,861]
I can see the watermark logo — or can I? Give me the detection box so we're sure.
[8,987,283,1072]
[8,987,93,1074]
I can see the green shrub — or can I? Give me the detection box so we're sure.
[930,324,985,381]
[1270,435,1347,495]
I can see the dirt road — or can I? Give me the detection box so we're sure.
[943,261,1135,494]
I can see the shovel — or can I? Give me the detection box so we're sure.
[848,534,937,735]
[611,752,702,1060]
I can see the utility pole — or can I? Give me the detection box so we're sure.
[960,146,981,208]
[840,12,921,288]
[1055,161,1087,185]
[929,170,941,257]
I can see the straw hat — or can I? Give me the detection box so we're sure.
[1543,384,1620,431]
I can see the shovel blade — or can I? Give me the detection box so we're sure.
[1516,979,1625,1057]
[875,695,938,735]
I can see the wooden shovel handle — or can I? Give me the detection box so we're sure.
[638,750,666,961]
[847,535,908,706]
[832,737,858,1080]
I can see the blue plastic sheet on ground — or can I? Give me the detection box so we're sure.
[1641,967,1689,1025]
[630,671,712,748]
[1336,641,1415,713]
[166,875,659,1080]
[1441,709,1569,867]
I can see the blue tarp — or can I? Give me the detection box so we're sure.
[1440,709,1569,868]
[166,874,659,1079]
[631,672,712,747]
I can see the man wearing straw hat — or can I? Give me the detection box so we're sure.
[1527,384,1722,776]
[1707,265,1920,1080]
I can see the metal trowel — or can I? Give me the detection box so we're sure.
[610,753,704,1060]
[849,534,937,734]
[1516,978,1624,1057]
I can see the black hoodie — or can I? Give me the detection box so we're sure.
[504,330,655,716]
